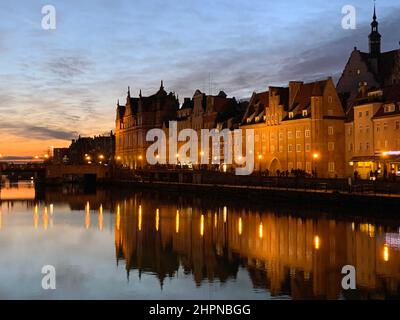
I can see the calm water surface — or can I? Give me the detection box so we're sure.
[0,180,399,299]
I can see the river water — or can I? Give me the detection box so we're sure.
[0,180,399,299]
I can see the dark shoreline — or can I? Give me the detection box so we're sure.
[109,180,400,216]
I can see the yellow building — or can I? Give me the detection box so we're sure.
[240,78,346,178]
[345,84,400,179]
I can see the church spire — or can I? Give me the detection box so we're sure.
[369,1,381,57]
[160,80,164,90]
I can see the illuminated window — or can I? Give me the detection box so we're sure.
[305,130,311,138]
[289,112,294,119]
[288,131,293,139]
[288,144,293,152]
[328,142,335,151]
[296,130,301,138]
[328,126,334,135]
[305,144,311,152]
[296,144,301,152]
[302,110,308,117]
[328,162,335,172]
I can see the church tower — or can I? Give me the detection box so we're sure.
[368,3,381,58]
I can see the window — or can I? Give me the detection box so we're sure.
[288,162,294,170]
[305,144,311,152]
[279,145,283,152]
[328,96,333,104]
[366,125,370,134]
[348,127,353,136]
[365,110,369,117]
[288,131,293,139]
[279,132,283,140]
[305,129,311,138]
[348,143,353,152]
[271,145,276,152]
[262,133,266,141]
[376,124,381,132]
[327,109,333,116]
[288,144,293,152]
[328,127,334,135]
[359,111,362,118]
[270,132,275,139]
[289,112,294,119]
[359,143,362,151]
[328,142,335,151]
[255,135,259,142]
[359,125,363,133]
[296,162,302,169]
[302,110,308,117]
[366,142,370,150]
[357,69,361,75]
[384,104,395,113]
[306,162,312,172]
[328,162,335,172]
[296,130,301,138]
[296,144,301,152]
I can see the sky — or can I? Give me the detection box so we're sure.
[0,0,399,157]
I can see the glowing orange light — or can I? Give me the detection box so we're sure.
[176,210,180,233]
[383,245,389,262]
[138,205,142,231]
[116,205,120,231]
[314,236,320,250]
[98,204,103,231]
[155,208,159,231]
[200,214,204,237]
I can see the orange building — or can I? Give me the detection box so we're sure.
[240,78,346,178]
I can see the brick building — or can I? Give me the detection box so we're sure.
[115,82,179,169]
[240,78,346,178]
[337,5,400,110]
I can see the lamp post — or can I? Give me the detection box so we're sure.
[312,152,319,178]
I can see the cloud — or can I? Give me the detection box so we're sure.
[45,55,92,79]
[0,120,79,140]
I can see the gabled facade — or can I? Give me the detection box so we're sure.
[240,78,346,178]
[337,5,400,110]
[115,82,179,169]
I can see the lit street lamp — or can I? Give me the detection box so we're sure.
[312,152,319,178]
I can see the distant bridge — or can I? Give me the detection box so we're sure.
[0,163,46,181]
[0,163,112,184]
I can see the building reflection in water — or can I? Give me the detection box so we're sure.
[3,184,400,299]
[113,193,400,299]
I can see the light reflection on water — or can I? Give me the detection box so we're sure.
[0,182,400,299]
